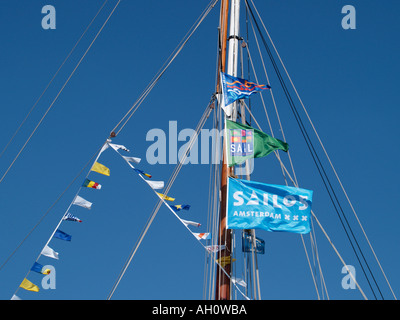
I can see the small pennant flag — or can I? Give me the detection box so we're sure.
[19,278,39,292]
[156,192,175,201]
[193,232,211,240]
[122,156,141,165]
[216,256,236,267]
[41,245,59,260]
[232,277,247,287]
[108,143,130,153]
[72,195,92,210]
[54,229,72,241]
[171,205,191,212]
[42,268,51,275]
[91,162,110,176]
[63,213,82,222]
[82,178,101,189]
[182,219,201,227]
[134,169,152,178]
[205,245,226,253]
[145,180,164,190]
[31,262,51,274]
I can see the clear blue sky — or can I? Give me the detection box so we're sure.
[0,0,399,300]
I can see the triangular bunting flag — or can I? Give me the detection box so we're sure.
[53,229,72,241]
[91,162,110,176]
[19,278,39,292]
[82,178,101,190]
[193,232,211,240]
[232,277,247,287]
[72,195,92,210]
[171,205,191,212]
[181,219,201,227]
[205,245,226,253]
[63,213,82,222]
[30,262,51,274]
[156,192,175,201]
[216,256,236,268]
[134,169,152,178]
[41,245,59,260]
[122,156,141,165]
[109,143,130,153]
[145,180,164,190]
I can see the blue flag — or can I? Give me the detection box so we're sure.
[220,71,270,107]
[54,229,72,241]
[31,262,51,274]
[171,204,191,212]
[30,262,44,274]
[242,233,265,254]
[227,178,313,234]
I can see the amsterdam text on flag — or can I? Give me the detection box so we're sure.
[227,178,313,234]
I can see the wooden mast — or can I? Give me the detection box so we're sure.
[216,0,240,300]
[215,0,230,301]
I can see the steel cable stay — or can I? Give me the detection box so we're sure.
[1,0,219,286]
[0,0,110,163]
[246,0,379,299]
[245,0,390,300]
[235,11,326,299]
[240,99,367,300]
[0,0,122,187]
[248,0,397,301]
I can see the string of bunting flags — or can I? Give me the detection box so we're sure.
[11,141,113,299]
[12,139,250,300]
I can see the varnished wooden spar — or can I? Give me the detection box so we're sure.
[215,0,230,301]
[215,0,242,300]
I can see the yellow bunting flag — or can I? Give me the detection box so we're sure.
[91,162,110,176]
[42,269,51,275]
[19,278,39,292]
[216,256,236,268]
[156,192,175,202]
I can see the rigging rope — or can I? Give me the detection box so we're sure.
[0,0,122,187]
[245,0,384,300]
[109,0,220,137]
[107,100,214,299]
[243,8,326,299]
[0,0,109,162]
[0,0,115,273]
[0,148,101,273]
[241,99,367,300]
[4,0,220,298]
[248,0,396,300]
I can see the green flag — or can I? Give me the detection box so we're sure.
[225,120,289,167]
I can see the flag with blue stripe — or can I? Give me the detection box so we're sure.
[221,71,270,106]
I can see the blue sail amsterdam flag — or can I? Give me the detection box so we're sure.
[227,178,313,234]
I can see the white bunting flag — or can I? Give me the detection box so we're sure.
[72,195,92,210]
[109,143,130,153]
[205,245,226,253]
[182,219,201,228]
[145,180,164,190]
[41,245,59,260]
[232,277,247,287]
[122,156,141,165]
[192,232,211,240]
